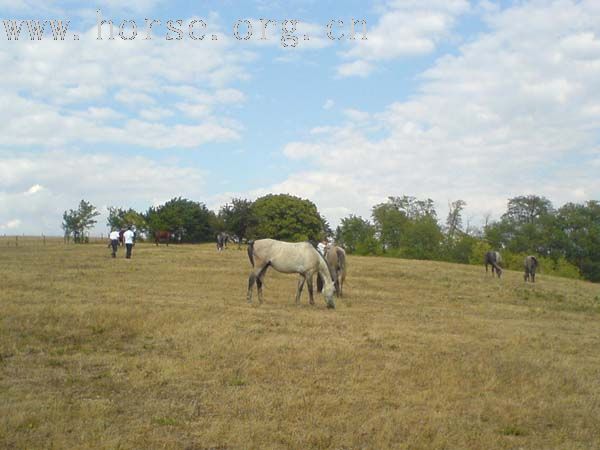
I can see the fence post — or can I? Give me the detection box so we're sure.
[15,236,18,247]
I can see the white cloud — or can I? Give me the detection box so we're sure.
[268,0,600,226]
[337,0,469,77]
[336,60,374,78]
[0,150,208,235]
[0,219,21,230]
[322,99,334,110]
[0,22,254,150]
[25,184,44,195]
[115,90,156,105]
[138,107,173,121]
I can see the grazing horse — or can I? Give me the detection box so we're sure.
[524,255,538,282]
[247,239,336,308]
[216,232,230,251]
[154,230,172,246]
[318,245,347,297]
[485,251,503,278]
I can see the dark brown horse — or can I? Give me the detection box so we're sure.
[154,230,172,246]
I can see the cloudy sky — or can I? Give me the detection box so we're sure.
[1,0,599,235]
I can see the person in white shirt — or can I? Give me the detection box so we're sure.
[108,229,120,258]
[123,226,135,259]
[317,239,327,256]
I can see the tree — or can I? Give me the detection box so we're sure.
[372,201,407,252]
[389,195,437,220]
[248,194,325,242]
[443,199,470,262]
[371,195,442,259]
[218,198,256,243]
[445,199,466,241]
[62,200,100,243]
[336,215,380,255]
[145,197,216,243]
[557,201,600,281]
[401,215,443,260]
[502,195,554,225]
[107,207,147,233]
[486,195,557,256]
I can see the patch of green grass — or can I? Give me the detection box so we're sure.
[152,417,180,427]
[500,425,527,436]
[227,376,247,387]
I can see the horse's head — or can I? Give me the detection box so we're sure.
[324,282,335,309]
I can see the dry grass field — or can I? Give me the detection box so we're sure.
[1,239,600,449]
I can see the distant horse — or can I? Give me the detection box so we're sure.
[524,255,538,282]
[485,251,503,278]
[318,244,347,297]
[154,230,172,246]
[216,232,231,251]
[247,239,336,308]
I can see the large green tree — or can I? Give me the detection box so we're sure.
[248,194,325,242]
[145,197,216,243]
[557,201,600,281]
[107,207,147,232]
[218,198,256,243]
[371,195,442,259]
[485,195,558,256]
[372,201,407,252]
[336,215,380,255]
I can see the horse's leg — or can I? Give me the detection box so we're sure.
[306,276,314,305]
[247,272,257,303]
[256,265,269,304]
[295,275,305,305]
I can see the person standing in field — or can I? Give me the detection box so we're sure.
[123,226,135,259]
[109,228,120,258]
[317,239,327,256]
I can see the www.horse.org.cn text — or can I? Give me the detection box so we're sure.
[2,11,368,47]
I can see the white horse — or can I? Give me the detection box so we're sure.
[247,239,336,308]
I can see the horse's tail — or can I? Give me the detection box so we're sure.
[247,240,255,267]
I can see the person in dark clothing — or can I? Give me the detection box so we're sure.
[108,229,120,258]
[123,226,135,259]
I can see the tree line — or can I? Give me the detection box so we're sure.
[336,195,599,282]
[61,194,600,282]
[61,194,329,244]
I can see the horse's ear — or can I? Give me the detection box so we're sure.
[317,274,324,293]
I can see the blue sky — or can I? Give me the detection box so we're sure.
[1,0,599,235]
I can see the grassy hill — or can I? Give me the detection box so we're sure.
[1,240,600,449]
